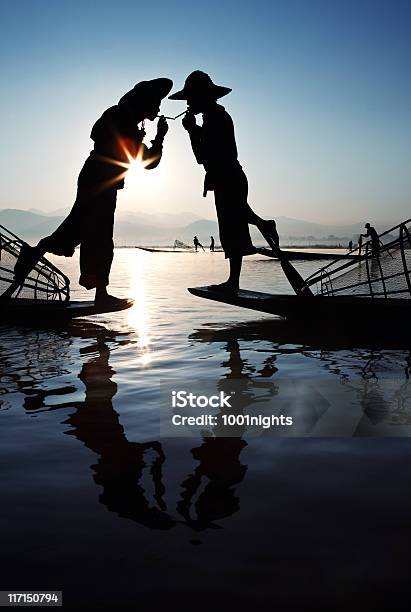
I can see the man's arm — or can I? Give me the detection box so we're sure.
[143,116,169,170]
[182,112,204,164]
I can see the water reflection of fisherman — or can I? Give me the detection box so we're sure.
[177,340,249,530]
[70,339,174,529]
[14,79,173,307]
[20,327,174,530]
[170,71,279,294]
[177,339,279,530]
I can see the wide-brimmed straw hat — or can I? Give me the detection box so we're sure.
[118,78,173,106]
[169,71,231,101]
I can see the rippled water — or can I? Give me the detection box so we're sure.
[1,249,410,609]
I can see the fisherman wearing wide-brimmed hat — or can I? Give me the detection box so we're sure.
[170,70,278,293]
[14,78,173,306]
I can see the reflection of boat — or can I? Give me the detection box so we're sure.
[189,219,411,323]
[0,224,133,321]
[189,324,411,437]
[190,317,411,350]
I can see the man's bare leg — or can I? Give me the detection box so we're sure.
[245,204,279,246]
[13,243,45,283]
[209,256,242,293]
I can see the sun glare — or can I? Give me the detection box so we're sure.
[116,142,156,195]
[127,157,145,179]
[127,250,152,366]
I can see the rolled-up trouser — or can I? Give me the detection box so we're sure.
[39,185,117,290]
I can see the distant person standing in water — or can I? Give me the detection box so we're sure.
[14,78,173,306]
[170,71,279,293]
[210,236,215,252]
[193,236,205,252]
[361,222,381,255]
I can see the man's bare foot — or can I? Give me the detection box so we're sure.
[94,292,130,307]
[208,281,239,294]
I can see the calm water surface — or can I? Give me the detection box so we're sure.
[1,250,410,610]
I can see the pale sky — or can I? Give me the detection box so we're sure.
[0,0,410,225]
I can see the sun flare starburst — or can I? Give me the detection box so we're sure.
[95,139,159,193]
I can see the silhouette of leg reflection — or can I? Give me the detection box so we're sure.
[65,338,175,529]
[16,325,175,530]
[177,437,247,530]
[177,339,277,530]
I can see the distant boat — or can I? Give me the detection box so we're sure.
[255,248,360,261]
[137,245,224,253]
[137,246,347,258]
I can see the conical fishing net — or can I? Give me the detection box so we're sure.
[305,220,411,299]
[0,225,70,302]
[174,240,192,249]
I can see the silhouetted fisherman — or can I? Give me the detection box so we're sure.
[13,78,173,306]
[193,235,205,252]
[348,240,353,251]
[210,236,215,251]
[170,71,279,293]
[361,222,381,255]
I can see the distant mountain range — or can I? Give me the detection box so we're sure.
[0,207,393,246]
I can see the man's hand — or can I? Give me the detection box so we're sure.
[156,115,169,139]
[136,126,146,140]
[182,111,196,132]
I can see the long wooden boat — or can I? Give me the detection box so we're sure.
[137,246,357,260]
[188,287,410,324]
[255,248,360,261]
[0,297,134,323]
